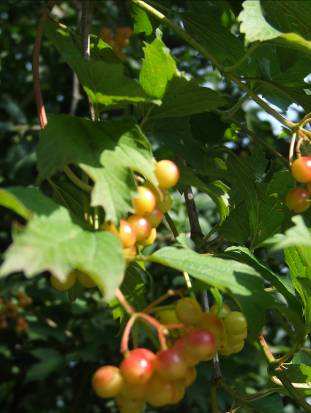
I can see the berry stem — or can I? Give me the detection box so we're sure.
[115,288,135,315]
[33,1,55,129]
[121,312,168,353]
[143,288,184,314]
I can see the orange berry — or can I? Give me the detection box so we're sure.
[127,215,151,242]
[155,160,180,189]
[147,208,164,227]
[285,188,310,213]
[105,220,137,248]
[291,157,311,183]
[132,186,156,215]
[140,228,157,246]
[92,366,124,398]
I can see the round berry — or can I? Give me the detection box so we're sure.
[147,208,164,227]
[173,337,200,367]
[50,272,77,292]
[155,160,180,189]
[132,186,156,215]
[123,245,137,262]
[120,381,147,400]
[140,228,157,246]
[285,188,310,213]
[185,329,216,361]
[127,215,152,242]
[116,397,145,413]
[175,297,203,326]
[291,156,311,183]
[92,366,124,398]
[210,303,231,318]
[229,332,247,345]
[184,366,197,387]
[156,307,179,325]
[120,348,155,384]
[156,348,188,380]
[169,379,186,405]
[119,220,137,248]
[146,374,175,407]
[77,272,96,288]
[224,311,247,336]
[200,312,225,343]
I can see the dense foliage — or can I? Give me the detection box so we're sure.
[0,1,310,412]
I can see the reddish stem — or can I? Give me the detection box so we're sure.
[258,334,275,363]
[121,312,168,354]
[143,288,184,314]
[115,288,135,315]
[32,1,55,129]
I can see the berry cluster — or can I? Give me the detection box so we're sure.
[286,156,311,213]
[92,297,247,412]
[105,160,180,261]
[0,291,32,333]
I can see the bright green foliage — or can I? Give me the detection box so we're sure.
[139,33,177,98]
[37,115,157,223]
[132,4,153,35]
[0,188,125,300]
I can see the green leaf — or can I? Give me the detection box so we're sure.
[150,77,227,119]
[0,188,125,300]
[148,246,277,337]
[239,0,311,55]
[26,348,64,382]
[37,115,157,223]
[280,363,311,395]
[45,20,148,109]
[0,187,57,219]
[184,0,246,66]
[132,4,153,35]
[139,32,177,98]
[285,247,311,331]
[247,394,284,413]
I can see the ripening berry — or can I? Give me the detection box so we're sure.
[223,311,247,336]
[155,160,180,189]
[104,220,137,248]
[50,272,77,292]
[120,348,156,384]
[210,303,231,318]
[123,245,137,262]
[132,186,156,215]
[184,366,197,387]
[146,374,176,407]
[169,379,186,405]
[116,397,145,413]
[185,329,216,361]
[156,307,179,325]
[175,297,203,326]
[120,381,147,400]
[229,331,247,344]
[92,366,124,398]
[173,337,200,367]
[285,188,310,213]
[200,312,225,344]
[291,156,311,183]
[140,228,157,246]
[77,272,96,288]
[155,348,188,380]
[147,208,164,227]
[127,215,152,242]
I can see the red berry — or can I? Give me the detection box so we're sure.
[127,215,152,242]
[120,348,156,384]
[92,366,124,398]
[155,160,180,189]
[200,312,225,344]
[173,337,200,367]
[155,348,188,380]
[119,220,137,248]
[285,188,310,213]
[185,329,216,361]
[132,186,156,215]
[291,156,311,183]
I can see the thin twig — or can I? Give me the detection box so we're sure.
[164,212,179,238]
[33,1,56,129]
[143,289,184,313]
[81,0,96,121]
[63,166,92,192]
[115,288,135,315]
